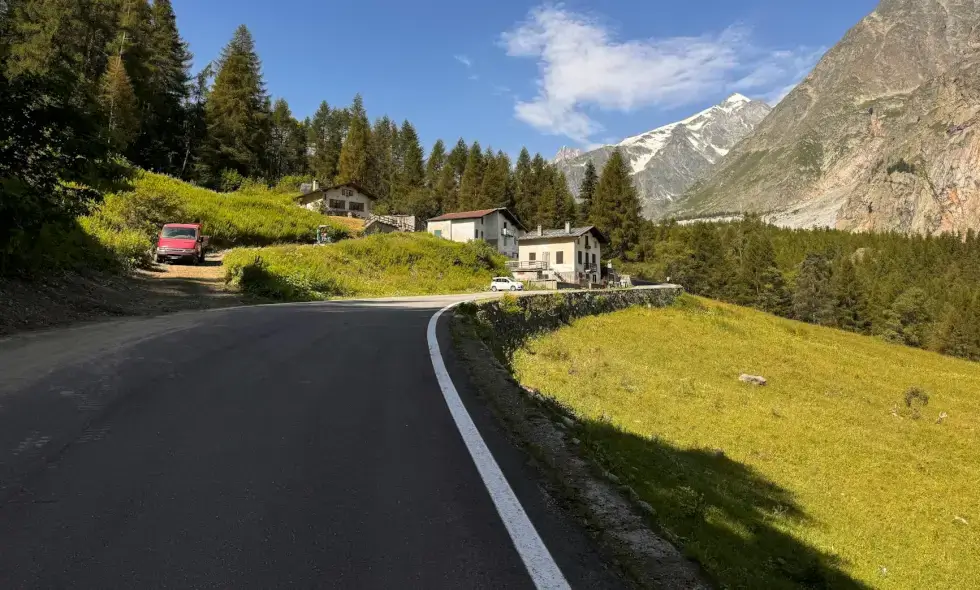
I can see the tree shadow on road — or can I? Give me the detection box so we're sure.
[577,418,871,589]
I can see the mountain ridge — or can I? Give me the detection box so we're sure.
[673,0,980,234]
[554,94,771,218]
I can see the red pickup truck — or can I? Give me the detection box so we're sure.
[155,223,208,264]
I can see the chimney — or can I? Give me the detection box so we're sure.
[537,225,543,237]
[312,179,319,191]
[565,221,571,234]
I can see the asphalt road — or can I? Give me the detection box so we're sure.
[0,296,622,588]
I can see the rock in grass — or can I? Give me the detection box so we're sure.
[739,374,768,386]
[637,501,656,516]
[561,416,576,428]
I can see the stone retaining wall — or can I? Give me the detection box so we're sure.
[463,286,682,361]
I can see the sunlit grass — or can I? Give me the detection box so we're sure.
[513,296,980,589]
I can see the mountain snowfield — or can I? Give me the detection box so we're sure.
[554,94,772,219]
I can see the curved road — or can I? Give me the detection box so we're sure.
[0,296,621,588]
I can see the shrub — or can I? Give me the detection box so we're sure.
[904,386,930,419]
[224,232,508,301]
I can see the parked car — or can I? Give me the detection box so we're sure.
[490,277,524,292]
[156,223,208,264]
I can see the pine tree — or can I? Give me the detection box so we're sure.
[881,287,931,347]
[733,223,789,315]
[132,0,190,172]
[792,253,836,325]
[180,64,211,179]
[99,54,139,150]
[578,159,598,225]
[513,148,535,226]
[592,149,642,259]
[832,255,869,332]
[425,140,446,187]
[308,101,346,185]
[457,141,484,210]
[336,93,370,186]
[395,120,425,202]
[479,150,511,209]
[366,115,396,204]
[202,24,270,183]
[266,98,305,182]
[681,223,728,297]
[438,138,467,212]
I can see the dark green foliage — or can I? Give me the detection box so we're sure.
[266,98,306,183]
[793,254,835,325]
[592,149,642,259]
[457,141,484,210]
[624,218,980,363]
[577,159,598,225]
[335,93,369,185]
[308,101,345,184]
[201,25,270,184]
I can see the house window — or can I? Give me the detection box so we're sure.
[434,229,443,238]
[329,199,346,210]
[341,188,354,197]
[592,253,596,264]
[585,235,590,248]
[529,252,536,262]
[349,201,365,212]
[556,251,564,265]
[503,222,508,229]
[577,251,582,264]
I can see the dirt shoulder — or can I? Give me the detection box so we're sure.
[0,252,247,337]
[449,313,709,590]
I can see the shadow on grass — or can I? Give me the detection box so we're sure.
[578,418,871,590]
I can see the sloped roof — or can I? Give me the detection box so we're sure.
[294,181,379,203]
[428,208,526,230]
[519,226,608,244]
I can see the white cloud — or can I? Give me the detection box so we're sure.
[501,6,824,143]
[454,54,473,68]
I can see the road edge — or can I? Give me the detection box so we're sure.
[427,302,571,590]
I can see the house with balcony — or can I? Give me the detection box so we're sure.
[426,208,524,258]
[512,223,606,286]
[295,181,376,218]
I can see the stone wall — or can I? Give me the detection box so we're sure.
[462,287,682,361]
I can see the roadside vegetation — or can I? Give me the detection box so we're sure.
[224,232,507,300]
[76,171,352,271]
[513,296,980,590]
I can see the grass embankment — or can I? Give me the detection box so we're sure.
[513,296,979,590]
[80,171,351,268]
[224,232,507,300]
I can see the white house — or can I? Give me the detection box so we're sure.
[515,223,606,285]
[426,208,524,258]
[295,182,376,218]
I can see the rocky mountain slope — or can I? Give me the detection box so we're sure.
[554,95,771,218]
[674,0,980,234]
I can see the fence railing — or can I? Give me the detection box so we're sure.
[506,260,550,272]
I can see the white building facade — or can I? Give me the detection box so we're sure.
[295,182,376,218]
[515,224,605,285]
[426,208,524,258]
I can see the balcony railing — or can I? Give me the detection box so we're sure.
[506,260,550,272]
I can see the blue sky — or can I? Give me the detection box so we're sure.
[172,0,879,158]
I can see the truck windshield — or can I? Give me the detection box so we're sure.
[162,227,197,239]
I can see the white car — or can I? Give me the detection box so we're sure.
[490,277,524,292]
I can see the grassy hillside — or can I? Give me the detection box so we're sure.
[224,232,507,300]
[513,296,980,589]
[77,171,352,268]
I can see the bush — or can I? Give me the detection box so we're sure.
[224,232,509,301]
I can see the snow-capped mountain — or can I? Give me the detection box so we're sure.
[554,94,772,218]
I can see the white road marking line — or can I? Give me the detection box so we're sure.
[427,302,570,590]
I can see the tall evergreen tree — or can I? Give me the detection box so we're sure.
[266,98,305,182]
[733,223,789,315]
[336,93,370,186]
[308,101,346,184]
[457,141,484,210]
[366,115,396,203]
[202,24,270,184]
[132,0,190,172]
[881,287,932,347]
[99,53,139,150]
[480,150,511,209]
[578,159,598,225]
[513,148,535,226]
[792,253,836,325]
[180,64,211,179]
[395,120,425,200]
[592,149,642,259]
[425,139,446,189]
[832,255,869,332]
[438,138,467,212]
